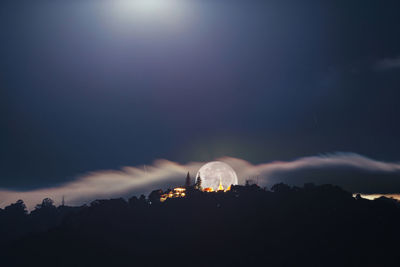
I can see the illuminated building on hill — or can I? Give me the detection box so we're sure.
[202,178,232,193]
[217,177,224,191]
[160,172,233,202]
[160,187,186,202]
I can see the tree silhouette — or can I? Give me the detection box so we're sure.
[34,198,55,210]
[185,172,191,188]
[30,198,58,231]
[4,200,27,216]
[148,189,163,204]
[194,176,202,190]
[271,182,292,193]
[0,200,28,244]
[128,196,138,206]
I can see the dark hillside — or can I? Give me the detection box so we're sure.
[1,184,399,267]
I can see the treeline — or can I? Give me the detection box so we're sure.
[1,183,400,267]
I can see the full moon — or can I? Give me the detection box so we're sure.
[196,161,238,190]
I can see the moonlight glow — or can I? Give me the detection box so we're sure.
[118,0,174,15]
[196,161,238,190]
[108,0,188,25]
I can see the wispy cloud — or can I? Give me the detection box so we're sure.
[374,56,400,71]
[1,153,400,210]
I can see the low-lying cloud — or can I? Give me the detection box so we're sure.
[1,153,400,210]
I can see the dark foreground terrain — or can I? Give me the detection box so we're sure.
[1,183,400,267]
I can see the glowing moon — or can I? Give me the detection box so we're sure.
[196,161,238,190]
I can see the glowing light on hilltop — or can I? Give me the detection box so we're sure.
[217,177,224,191]
[353,193,400,201]
[174,188,186,192]
[160,187,187,202]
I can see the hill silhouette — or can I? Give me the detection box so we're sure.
[1,183,400,267]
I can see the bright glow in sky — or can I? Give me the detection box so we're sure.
[107,0,189,27]
[124,0,174,15]
[115,0,175,16]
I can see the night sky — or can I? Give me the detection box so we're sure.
[1,0,400,190]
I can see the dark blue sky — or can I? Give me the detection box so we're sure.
[1,0,400,189]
